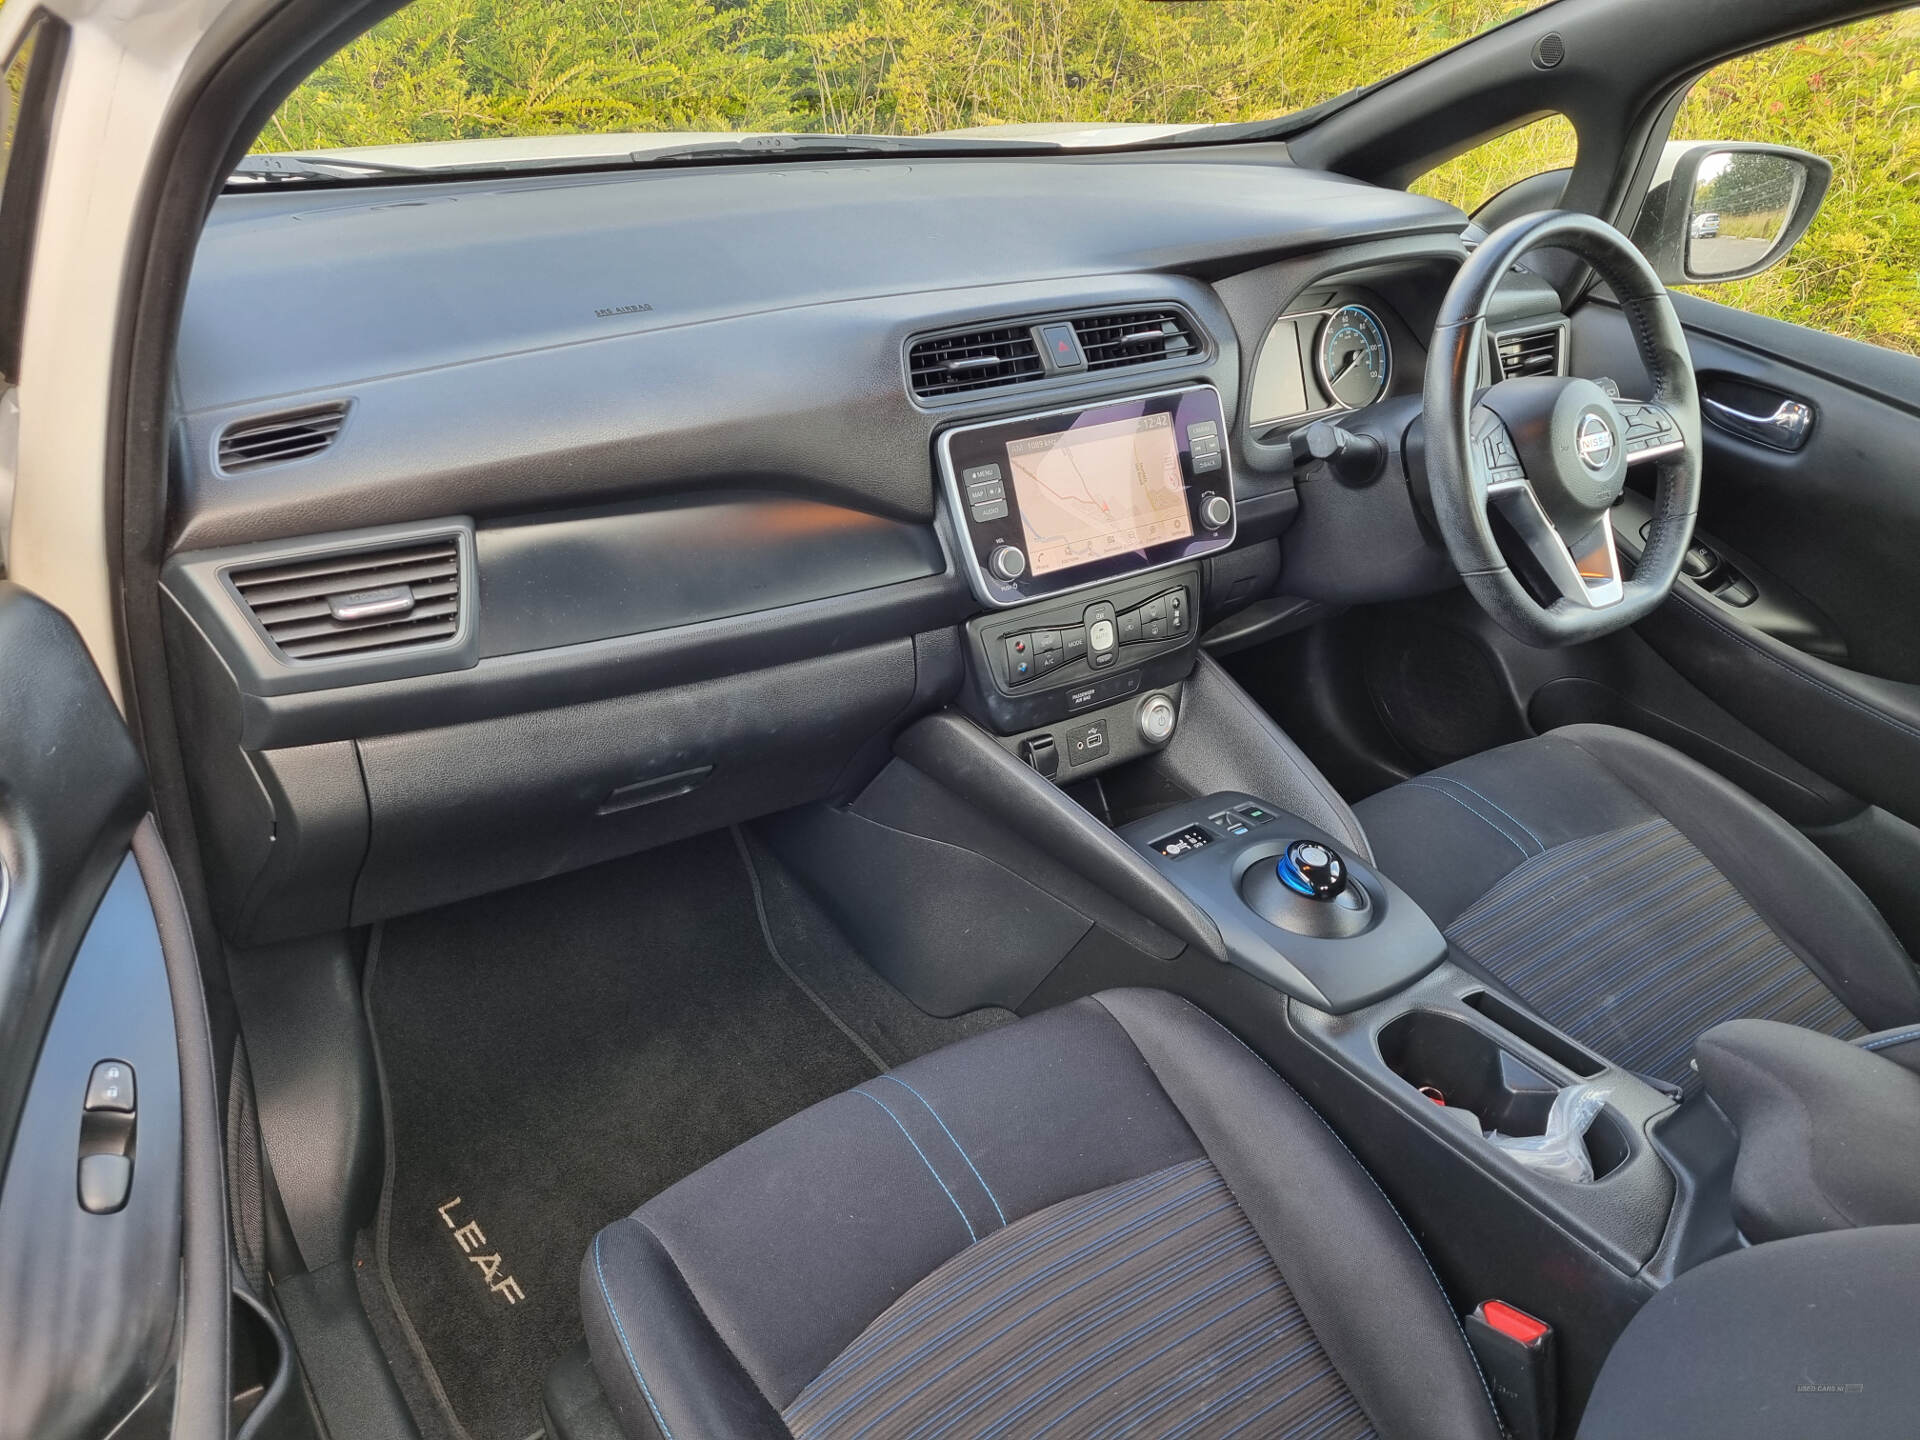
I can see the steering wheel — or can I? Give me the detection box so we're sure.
[1424,210,1701,646]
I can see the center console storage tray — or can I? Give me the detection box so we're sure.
[1379,1009,1628,1179]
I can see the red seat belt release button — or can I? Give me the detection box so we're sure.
[1466,1299,1556,1440]
[1482,1299,1551,1345]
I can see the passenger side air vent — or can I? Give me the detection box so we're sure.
[1072,309,1199,371]
[1493,325,1565,380]
[228,535,462,661]
[216,401,349,472]
[908,326,1044,398]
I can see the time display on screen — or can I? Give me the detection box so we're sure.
[1003,412,1195,577]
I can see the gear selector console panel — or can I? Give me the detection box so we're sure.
[1119,792,1446,1012]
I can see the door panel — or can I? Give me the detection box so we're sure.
[0,583,228,1440]
[1570,294,1920,808]
[1563,291,1920,952]
[1574,291,1920,682]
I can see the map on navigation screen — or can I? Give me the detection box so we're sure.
[1005,412,1192,576]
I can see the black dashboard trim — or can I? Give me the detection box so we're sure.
[475,493,946,657]
[189,570,972,751]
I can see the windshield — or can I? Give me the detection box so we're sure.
[254,0,1558,170]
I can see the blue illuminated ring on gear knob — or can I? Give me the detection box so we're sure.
[1278,841,1347,900]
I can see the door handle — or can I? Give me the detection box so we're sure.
[1701,394,1813,451]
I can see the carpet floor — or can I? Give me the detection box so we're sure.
[366,829,883,1439]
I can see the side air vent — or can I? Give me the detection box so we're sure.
[908,326,1044,398]
[228,536,461,661]
[216,401,349,472]
[1072,309,1199,370]
[1493,325,1566,380]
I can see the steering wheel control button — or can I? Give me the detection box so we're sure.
[1200,493,1233,530]
[1137,693,1177,745]
[1279,841,1348,900]
[988,544,1027,581]
[85,1060,135,1114]
[1617,401,1684,461]
[78,1154,134,1215]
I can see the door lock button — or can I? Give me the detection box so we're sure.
[85,1060,135,1114]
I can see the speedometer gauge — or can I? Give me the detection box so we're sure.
[1317,304,1391,410]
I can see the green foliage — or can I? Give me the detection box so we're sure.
[261,0,1917,353]
[266,0,1538,145]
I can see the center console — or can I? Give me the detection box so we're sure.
[1119,791,1447,1010]
[938,384,1238,775]
[844,378,1737,1436]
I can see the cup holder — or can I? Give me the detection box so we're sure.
[1378,1010,1628,1180]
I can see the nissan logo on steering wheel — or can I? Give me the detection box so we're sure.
[1577,412,1617,470]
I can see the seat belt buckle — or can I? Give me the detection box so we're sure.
[1465,1299,1556,1440]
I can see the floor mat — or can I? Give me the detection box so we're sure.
[367,830,879,1440]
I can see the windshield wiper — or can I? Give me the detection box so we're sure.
[228,153,428,185]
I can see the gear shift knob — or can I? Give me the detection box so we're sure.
[1279,840,1348,900]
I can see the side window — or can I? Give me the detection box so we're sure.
[1662,13,1918,354]
[1408,114,1578,216]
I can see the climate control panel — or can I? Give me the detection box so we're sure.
[961,563,1203,742]
[1001,585,1191,688]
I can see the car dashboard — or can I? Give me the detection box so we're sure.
[161,149,1571,943]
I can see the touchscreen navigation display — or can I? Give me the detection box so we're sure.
[1004,411,1194,576]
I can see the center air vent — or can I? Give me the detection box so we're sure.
[216,401,349,472]
[907,305,1205,401]
[1494,325,1565,380]
[229,536,461,661]
[908,326,1044,398]
[1071,309,1198,370]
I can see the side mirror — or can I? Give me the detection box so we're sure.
[1630,142,1832,285]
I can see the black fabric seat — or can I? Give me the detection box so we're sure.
[1354,724,1920,1091]
[581,989,1501,1440]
